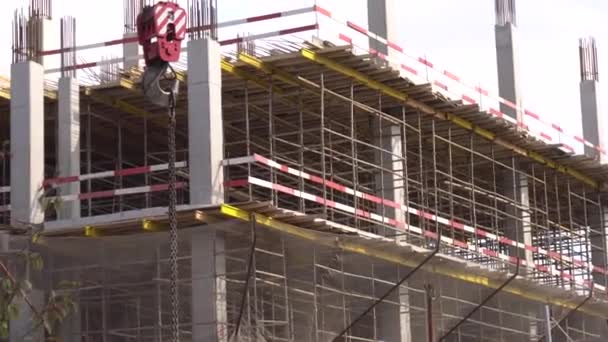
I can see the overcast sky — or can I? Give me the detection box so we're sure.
[1,0,606,148]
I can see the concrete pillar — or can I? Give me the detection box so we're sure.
[10,289,44,341]
[373,119,411,342]
[377,286,412,342]
[375,123,406,228]
[502,169,534,269]
[191,228,227,341]
[123,32,139,71]
[187,37,226,340]
[187,37,224,205]
[494,0,533,269]
[367,0,398,59]
[57,77,80,219]
[579,38,606,163]
[32,17,59,71]
[10,62,45,226]
[495,0,522,122]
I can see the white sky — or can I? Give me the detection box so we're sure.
[1,0,607,144]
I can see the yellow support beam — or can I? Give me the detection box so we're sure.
[83,87,151,119]
[84,225,101,237]
[220,203,607,319]
[299,48,600,189]
[142,219,163,232]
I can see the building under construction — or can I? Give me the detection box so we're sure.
[2,0,608,341]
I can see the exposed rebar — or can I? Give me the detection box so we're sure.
[495,0,516,26]
[30,0,52,19]
[124,0,144,33]
[579,37,599,82]
[188,0,217,40]
[60,16,77,78]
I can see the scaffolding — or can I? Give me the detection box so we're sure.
[1,1,608,341]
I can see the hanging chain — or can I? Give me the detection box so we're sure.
[168,88,180,342]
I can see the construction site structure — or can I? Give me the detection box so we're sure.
[2,0,608,341]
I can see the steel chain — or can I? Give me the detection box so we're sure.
[168,90,180,342]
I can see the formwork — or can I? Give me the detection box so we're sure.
[1,1,608,341]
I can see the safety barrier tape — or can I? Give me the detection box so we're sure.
[46,182,187,203]
[313,4,601,156]
[43,161,187,187]
[231,175,602,293]
[44,24,318,74]
[228,154,608,277]
[39,6,316,57]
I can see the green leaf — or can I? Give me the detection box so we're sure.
[29,253,44,271]
[0,320,8,339]
[1,279,12,292]
[31,232,42,244]
[7,303,19,320]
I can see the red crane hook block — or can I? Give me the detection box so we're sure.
[137,2,187,66]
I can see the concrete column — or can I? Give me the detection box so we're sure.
[123,32,139,71]
[191,228,227,341]
[32,17,59,71]
[10,62,45,226]
[57,77,80,219]
[590,198,608,287]
[375,123,406,227]
[579,38,606,163]
[367,0,398,59]
[10,289,44,341]
[187,37,224,205]
[494,0,533,269]
[502,169,534,269]
[495,23,522,121]
[373,119,411,342]
[377,286,412,342]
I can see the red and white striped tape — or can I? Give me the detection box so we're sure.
[230,175,602,293]
[43,161,187,188]
[155,4,187,38]
[44,24,318,74]
[228,154,608,277]
[313,4,603,156]
[39,6,316,57]
[47,182,187,203]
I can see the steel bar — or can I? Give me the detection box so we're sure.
[331,229,442,341]
[536,285,594,342]
[439,260,520,341]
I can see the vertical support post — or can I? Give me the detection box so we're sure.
[35,17,59,70]
[188,36,226,341]
[192,228,227,341]
[123,32,139,71]
[578,37,606,163]
[495,0,533,272]
[367,0,398,62]
[372,110,411,341]
[495,0,522,121]
[57,76,80,219]
[187,37,223,205]
[10,61,45,225]
[544,305,553,342]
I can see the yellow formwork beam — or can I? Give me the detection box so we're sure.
[84,225,101,237]
[299,48,600,189]
[219,203,607,319]
[83,87,151,119]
